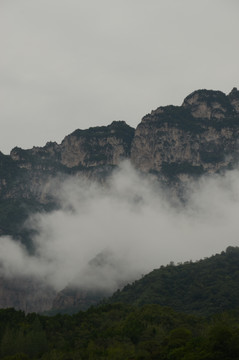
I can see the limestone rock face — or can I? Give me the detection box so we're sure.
[131,89,239,176]
[1,121,134,204]
[0,277,56,313]
[182,89,235,119]
[60,121,135,168]
[228,87,239,113]
[9,121,134,171]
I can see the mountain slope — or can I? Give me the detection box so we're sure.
[108,246,239,316]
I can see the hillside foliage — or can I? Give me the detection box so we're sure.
[109,247,239,316]
[0,249,239,358]
[1,304,239,359]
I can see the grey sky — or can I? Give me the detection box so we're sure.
[1,0,238,154]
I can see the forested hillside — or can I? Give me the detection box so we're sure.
[109,247,239,316]
[1,303,239,359]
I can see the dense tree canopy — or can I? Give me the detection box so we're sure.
[0,304,239,359]
[108,247,239,316]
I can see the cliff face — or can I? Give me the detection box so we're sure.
[3,121,134,203]
[3,88,239,204]
[10,120,134,171]
[131,88,239,177]
[60,120,134,168]
[0,277,56,313]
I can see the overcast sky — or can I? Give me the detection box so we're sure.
[1,0,239,154]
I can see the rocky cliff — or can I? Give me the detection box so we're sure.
[2,121,134,203]
[9,120,134,173]
[131,88,239,178]
[3,88,239,204]
[0,87,239,313]
[0,121,135,247]
[0,277,56,313]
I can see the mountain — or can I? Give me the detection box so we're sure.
[1,88,239,238]
[2,88,239,207]
[0,87,239,313]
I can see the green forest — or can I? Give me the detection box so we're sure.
[1,304,239,359]
[109,246,239,316]
[1,247,239,359]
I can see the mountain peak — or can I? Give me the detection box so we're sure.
[228,87,239,113]
[229,87,239,96]
[182,89,233,119]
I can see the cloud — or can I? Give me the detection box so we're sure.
[0,161,239,292]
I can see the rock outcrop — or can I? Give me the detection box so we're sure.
[2,121,134,203]
[60,120,134,168]
[0,277,56,313]
[131,88,239,177]
[10,120,134,171]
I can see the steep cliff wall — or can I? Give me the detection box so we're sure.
[131,88,239,178]
[60,120,134,167]
[0,277,56,313]
[10,120,134,170]
[4,121,134,202]
[4,88,239,203]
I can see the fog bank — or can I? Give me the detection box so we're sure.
[0,162,239,292]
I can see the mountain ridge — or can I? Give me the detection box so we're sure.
[0,87,239,313]
[1,87,239,205]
